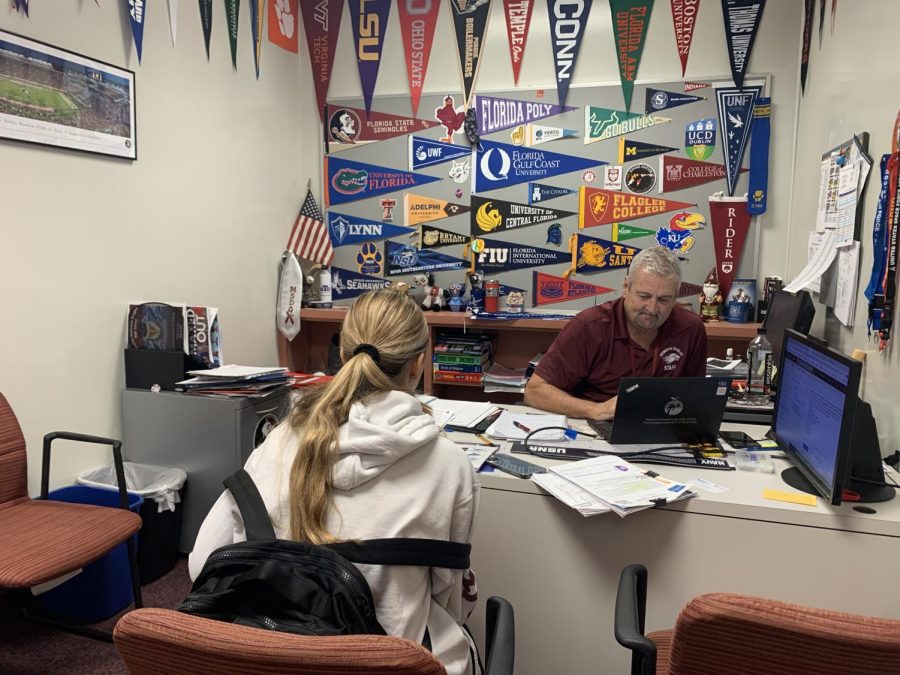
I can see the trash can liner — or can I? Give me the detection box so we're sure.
[79,462,187,513]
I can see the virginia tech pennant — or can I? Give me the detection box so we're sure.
[300,0,344,121]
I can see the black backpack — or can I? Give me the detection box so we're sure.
[179,469,472,638]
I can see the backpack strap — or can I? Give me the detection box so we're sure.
[327,538,471,570]
[224,469,277,540]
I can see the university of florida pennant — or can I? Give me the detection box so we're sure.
[325,156,440,207]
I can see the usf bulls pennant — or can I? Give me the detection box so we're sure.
[471,196,575,236]
[584,107,671,144]
[579,187,694,228]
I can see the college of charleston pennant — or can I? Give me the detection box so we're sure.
[323,105,439,154]
[578,187,695,228]
[584,107,671,144]
[609,0,655,111]
[475,94,577,137]
[528,182,576,204]
[128,0,147,62]
[268,0,299,53]
[450,0,492,107]
[709,194,751,298]
[473,139,606,193]
[548,0,594,107]
[533,272,614,306]
[397,1,440,117]
[715,84,761,196]
[330,267,391,301]
[198,0,213,59]
[721,0,765,90]
[409,136,472,170]
[327,212,414,248]
[301,0,344,121]
[801,0,814,93]
[503,0,534,84]
[566,234,639,277]
[670,0,700,76]
[324,156,441,207]
[747,97,771,215]
[276,252,304,341]
[225,0,240,70]
[420,224,471,249]
[384,241,468,276]
[469,237,570,274]
[470,196,575,237]
[348,0,391,115]
[250,0,264,78]
[406,193,470,225]
[659,155,746,192]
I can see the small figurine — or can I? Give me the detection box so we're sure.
[303,264,332,309]
[466,270,485,313]
[699,268,724,322]
[505,291,526,314]
[447,282,467,312]
[389,280,412,297]
[414,272,447,311]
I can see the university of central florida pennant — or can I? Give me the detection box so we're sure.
[709,193,751,297]
[385,241,468,276]
[548,0,594,107]
[277,251,303,341]
[474,94,576,137]
[398,1,440,117]
[301,0,344,121]
[578,187,695,228]
[670,0,700,76]
[747,97,771,214]
[529,182,576,204]
[471,196,575,236]
[225,0,240,70]
[510,124,577,147]
[721,0,765,90]
[250,0,264,78]
[584,107,671,144]
[324,105,439,154]
[619,138,678,164]
[503,0,535,84]
[198,0,213,59]
[473,139,605,193]
[420,223,471,249]
[609,0,655,111]
[659,155,746,192]
[715,84,761,195]
[268,0,299,53]
[409,136,472,170]
[325,156,440,207]
[468,237,570,274]
[331,266,391,301]
[566,234,640,277]
[406,193,470,225]
[645,88,705,115]
[348,0,391,115]
[533,271,615,306]
[327,212,413,248]
[450,0,492,107]
[128,0,147,62]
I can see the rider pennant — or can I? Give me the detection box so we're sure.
[301,0,344,121]
[503,0,535,84]
[470,196,575,236]
[709,194,752,298]
[348,0,391,115]
[398,1,440,117]
[609,0,655,111]
[578,187,694,228]
[533,271,615,306]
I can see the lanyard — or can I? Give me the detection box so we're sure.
[865,154,890,336]
[879,152,900,349]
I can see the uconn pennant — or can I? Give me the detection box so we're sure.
[552,1,587,82]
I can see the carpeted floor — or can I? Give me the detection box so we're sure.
[0,558,193,675]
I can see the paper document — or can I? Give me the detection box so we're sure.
[186,365,287,379]
[833,241,861,327]
[458,444,498,471]
[486,411,567,441]
[427,399,497,428]
[531,473,610,516]
[834,161,860,247]
[784,230,838,293]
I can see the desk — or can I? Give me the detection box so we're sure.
[459,420,900,675]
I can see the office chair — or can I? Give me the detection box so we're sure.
[0,393,143,640]
[615,563,900,675]
[114,596,515,675]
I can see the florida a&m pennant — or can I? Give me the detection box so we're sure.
[324,105,439,154]
[721,0,765,90]
[670,0,700,76]
[348,0,391,115]
[584,106,671,144]
[533,271,615,306]
[397,1,440,117]
[301,0,344,121]
[565,234,639,277]
[715,83,761,195]
[503,0,535,84]
[578,187,694,228]
[470,196,575,236]
[709,192,751,298]
[324,156,440,207]
[450,0,492,107]
[548,0,594,107]
[406,193,470,225]
[609,0,655,111]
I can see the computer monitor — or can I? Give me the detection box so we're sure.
[762,289,815,374]
[771,330,894,505]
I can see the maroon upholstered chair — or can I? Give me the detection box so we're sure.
[0,393,143,638]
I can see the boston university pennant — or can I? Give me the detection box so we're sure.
[348,0,391,115]
[397,1,440,117]
[548,0,594,107]
[385,241,468,276]
[420,224,471,249]
[475,94,576,137]
[584,107,671,144]
[473,139,605,193]
[567,234,640,277]
[324,105,439,154]
[671,0,700,76]
[470,196,575,236]
[709,193,752,297]
[619,138,678,164]
[529,182,576,204]
[715,84,762,195]
[721,0,765,90]
[645,87,705,114]
[300,0,344,121]
[578,187,694,228]
[659,155,746,192]
[331,266,391,301]
[609,0,655,111]
[405,193,470,225]
[468,237,570,274]
[409,136,472,170]
[533,271,615,306]
[450,0,492,106]
[325,156,440,207]
[327,212,413,248]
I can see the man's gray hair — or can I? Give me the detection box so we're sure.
[624,246,682,286]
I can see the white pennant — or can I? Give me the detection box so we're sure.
[276,252,303,341]
[167,0,180,45]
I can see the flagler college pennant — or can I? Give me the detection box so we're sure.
[250,0,264,78]
[385,241,468,276]
[198,0,213,59]
[566,234,640,277]
[716,84,761,196]
[397,1,440,117]
[470,196,575,236]
[584,107,671,144]
[409,136,472,170]
[420,224,471,249]
[503,0,535,84]
[578,187,695,228]
[277,252,304,341]
[331,266,391,301]
[450,0,492,107]
[323,105,440,154]
[747,97,771,215]
[269,0,299,53]
[301,0,344,121]
[659,155,746,192]
[619,138,678,164]
[406,193,470,226]
[473,139,606,193]
[670,0,700,76]
[528,182,576,204]
[721,0,765,90]
[128,0,147,62]
[475,94,577,137]
[325,156,441,207]
[533,271,614,306]
[327,212,414,248]
[468,237,570,274]
[709,193,751,298]
[225,0,240,70]
[645,88,705,115]
[548,0,594,107]
[609,0,655,111]
[348,0,391,115]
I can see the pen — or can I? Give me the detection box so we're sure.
[513,420,532,433]
[476,434,496,446]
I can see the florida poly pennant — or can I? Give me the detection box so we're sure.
[348,0,391,115]
[475,94,577,137]
[533,271,615,306]
[301,0,343,121]
[470,196,576,236]
[609,0,655,111]
[567,234,640,277]
[578,187,695,228]
[324,156,441,207]
[398,1,440,117]
[406,193,470,226]
[503,0,535,84]
[268,0,299,53]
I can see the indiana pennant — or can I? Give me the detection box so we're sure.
[324,105,440,154]
[198,0,213,59]
[409,136,472,170]
[612,223,656,241]
[609,0,655,111]
[528,182,576,204]
[709,193,751,297]
[420,224,471,249]
[327,212,414,248]
[397,1,439,117]
[567,234,640,277]
[250,0,264,78]
[276,252,304,341]
[269,0,299,53]
[406,193,470,226]
[721,0,765,90]
[301,0,343,121]
[385,241,468,276]
[503,0,534,84]
[128,0,147,62]
[619,138,677,164]
[511,124,577,147]
[684,117,717,161]
[348,0,391,115]
[801,0,813,94]
[474,94,577,136]
[533,271,615,306]
[469,237,570,274]
[747,97,770,215]
[578,187,695,228]
[331,266,391,300]
[715,84,761,195]
[659,155,746,192]
[584,106,671,144]
[684,81,710,92]
[645,88,705,114]
[471,196,576,236]
[324,156,441,207]
[670,0,700,76]
[167,0,180,45]
[450,0,492,107]
[473,139,606,193]
[548,0,594,107]
[225,0,240,70]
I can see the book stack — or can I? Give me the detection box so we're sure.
[432,333,494,385]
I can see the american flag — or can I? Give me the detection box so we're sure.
[286,186,333,266]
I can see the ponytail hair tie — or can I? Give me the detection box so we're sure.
[352,343,381,364]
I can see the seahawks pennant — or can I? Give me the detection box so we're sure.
[533,271,615,306]
[618,138,678,164]
[644,88,705,114]
[473,139,605,193]
[325,156,440,207]
[384,241,468,276]
[405,193,470,226]
[420,223,470,249]
[331,266,391,301]
[715,84,762,196]
[409,136,472,170]
[468,237,570,274]
[474,94,577,136]
[328,212,414,248]
[584,106,671,144]
[578,187,695,228]
[470,196,575,236]
[528,182,576,204]
[568,234,639,276]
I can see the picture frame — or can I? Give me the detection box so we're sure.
[0,29,136,160]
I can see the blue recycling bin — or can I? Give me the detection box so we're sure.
[35,485,142,624]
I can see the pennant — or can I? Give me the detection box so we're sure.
[548,0,594,107]
[397,0,440,117]
[469,237,570,274]
[354,242,384,275]
[331,266,391,301]
[168,0,180,45]
[654,211,706,254]
[659,154,746,192]
[475,94,577,137]
[609,0,655,111]
[533,271,615,306]
[14,0,29,16]
[503,0,535,84]
[420,223,471,249]
[198,0,213,59]
[618,138,677,164]
[287,186,334,266]
[584,106,671,144]
[578,187,695,228]
[671,0,700,76]
[747,97,770,215]
[684,117,717,161]
[301,0,344,121]
[684,81,710,92]
[709,194,751,297]
[511,124,577,147]
[567,234,640,277]
[250,0,264,79]
[409,136,472,170]
[406,193,470,225]
[385,241,468,276]
[830,0,836,35]
[225,0,240,70]
[450,0,492,107]
[801,0,814,94]
[715,84,761,196]
[677,280,704,298]
[324,156,441,207]
[612,223,655,241]
[268,0,299,53]
[323,105,440,154]
[604,165,624,190]
[721,0,765,90]
[128,0,147,62]
[327,212,414,248]
[473,139,606,193]
[528,182,576,204]
[499,282,527,297]
[817,0,825,48]
[348,0,391,115]
[471,196,576,236]
[277,252,304,341]
[645,88,705,115]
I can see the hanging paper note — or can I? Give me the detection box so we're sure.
[578,187,695,228]
[331,267,391,301]
[450,0,492,107]
[747,97,771,215]
[198,0,213,59]
[276,252,304,341]
[470,196,575,236]
[324,105,440,154]
[475,94,576,137]
[533,271,615,306]
[301,0,344,121]
[567,234,640,277]
[420,224,471,249]
[348,0,391,115]
[584,107,671,144]
[225,0,240,70]
[128,0,147,62]
[670,0,700,76]
[503,0,535,84]
[609,0,655,111]
[406,193,471,225]
[645,88,705,115]
[721,0,765,90]
[548,0,594,107]
[269,0,299,53]
[659,155,746,192]
[469,237,570,274]
[801,0,813,94]
[619,138,677,164]
[715,84,761,196]
[325,156,441,207]
[397,1,440,117]
[473,139,606,193]
[168,0,180,46]
[409,136,472,170]
[327,212,414,248]
[528,182,576,204]
[709,193,752,297]
[384,241,468,276]
[250,0,264,78]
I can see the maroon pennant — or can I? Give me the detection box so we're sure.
[660,155,747,192]
[301,0,344,121]
[709,195,751,298]
[503,0,535,84]
[670,0,700,76]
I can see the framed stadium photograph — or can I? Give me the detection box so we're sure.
[0,30,136,160]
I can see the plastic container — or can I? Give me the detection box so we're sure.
[36,486,143,623]
[746,328,773,404]
[78,462,187,584]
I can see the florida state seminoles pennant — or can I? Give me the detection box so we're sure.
[503,0,535,84]
[470,196,576,236]
[348,0,391,115]
[475,94,577,137]
[409,136,472,171]
[327,212,414,248]
[722,0,765,90]
[715,84,761,195]
[385,241,468,276]
[398,1,440,117]
[609,0,655,111]
[671,0,700,76]
[567,234,640,277]
[450,0,492,107]
[324,105,440,154]
[331,266,391,301]
[268,0,299,53]
[406,193,470,226]
[301,0,344,121]
[584,107,671,144]
[709,193,751,298]
[619,138,678,164]
[325,156,440,207]
[549,0,594,107]
[659,154,747,192]
[473,139,606,193]
[533,271,615,306]
[529,182,576,204]
[420,223,471,249]
[578,187,695,228]
[468,237,570,274]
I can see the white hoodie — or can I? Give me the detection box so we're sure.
[189,390,481,675]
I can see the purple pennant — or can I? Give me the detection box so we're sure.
[548,0,594,107]
[348,0,391,115]
[127,0,147,62]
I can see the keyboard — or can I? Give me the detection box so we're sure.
[587,419,612,440]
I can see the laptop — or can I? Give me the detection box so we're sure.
[588,377,731,444]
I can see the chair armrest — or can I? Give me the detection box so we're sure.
[615,564,657,675]
[42,431,130,510]
[484,595,514,675]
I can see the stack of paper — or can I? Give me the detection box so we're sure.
[422,398,499,431]
[486,411,567,441]
[176,365,290,397]
[482,363,529,394]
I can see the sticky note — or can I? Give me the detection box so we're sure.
[762,488,817,506]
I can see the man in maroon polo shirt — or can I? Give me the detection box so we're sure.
[524,246,706,420]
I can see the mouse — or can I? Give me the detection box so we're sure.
[853,505,877,514]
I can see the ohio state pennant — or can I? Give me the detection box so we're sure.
[331,266,391,301]
[533,271,615,306]
[609,0,655,111]
[671,0,700,76]
[398,1,440,117]
[198,0,213,59]
[721,0,765,90]
[529,182,576,204]
[450,0,492,107]
[268,0,299,53]
[348,0,391,115]
[503,0,534,84]
[473,139,605,193]
[584,106,671,144]
[324,105,439,154]
[471,196,575,236]
[469,237,570,274]
[549,0,594,107]
[406,193,470,226]
[324,157,440,207]
[709,194,751,297]
[327,212,414,248]
[301,0,343,121]
[619,138,678,164]
[385,241,468,276]
[420,224,471,249]
[716,84,761,195]
[475,94,577,137]
[567,234,640,277]
[659,155,747,192]
[578,187,695,228]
